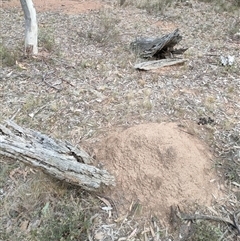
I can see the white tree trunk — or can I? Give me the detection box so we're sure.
[20,0,38,55]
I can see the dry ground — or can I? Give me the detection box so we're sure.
[0,0,240,240]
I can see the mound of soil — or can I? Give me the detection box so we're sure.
[95,122,222,222]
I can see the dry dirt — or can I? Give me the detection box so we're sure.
[2,0,104,14]
[95,122,222,223]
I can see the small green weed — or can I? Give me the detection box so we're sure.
[223,157,240,183]
[87,11,120,44]
[0,160,20,188]
[214,130,240,184]
[197,0,240,11]
[190,221,223,241]
[125,0,174,14]
[198,0,239,4]
[0,43,20,67]
[33,201,91,241]
[38,28,55,52]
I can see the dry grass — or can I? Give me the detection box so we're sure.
[122,0,176,14]
[0,0,240,240]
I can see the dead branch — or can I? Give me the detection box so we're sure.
[233,211,240,235]
[0,121,115,191]
[181,213,240,235]
[171,205,240,236]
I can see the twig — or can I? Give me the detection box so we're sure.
[178,128,194,136]
[60,77,75,87]
[28,104,48,118]
[181,213,240,234]
[233,211,240,235]
[42,73,62,91]
[9,108,22,121]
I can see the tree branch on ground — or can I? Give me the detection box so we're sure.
[0,121,115,191]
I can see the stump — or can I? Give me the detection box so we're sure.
[130,29,187,59]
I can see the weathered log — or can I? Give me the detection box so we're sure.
[130,29,187,59]
[0,121,115,191]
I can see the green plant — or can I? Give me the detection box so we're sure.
[220,132,240,183]
[190,221,223,241]
[0,160,19,188]
[33,201,91,241]
[38,28,55,52]
[87,11,120,44]
[125,0,174,14]
[223,157,240,183]
[197,0,240,11]
[0,43,20,67]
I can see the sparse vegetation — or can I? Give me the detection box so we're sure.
[190,221,223,241]
[0,0,240,240]
[38,28,55,52]
[197,0,240,11]
[198,0,240,6]
[32,201,91,241]
[126,0,175,13]
[84,10,120,44]
[229,19,240,38]
[0,43,20,67]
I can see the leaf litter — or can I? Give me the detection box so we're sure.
[0,0,240,240]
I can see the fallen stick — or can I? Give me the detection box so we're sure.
[181,213,240,235]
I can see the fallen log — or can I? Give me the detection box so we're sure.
[0,121,115,191]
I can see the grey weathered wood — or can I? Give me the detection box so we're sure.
[130,29,187,59]
[0,121,115,191]
[134,58,188,70]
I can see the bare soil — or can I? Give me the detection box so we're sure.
[95,122,223,224]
